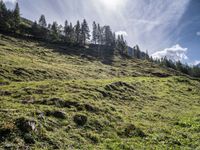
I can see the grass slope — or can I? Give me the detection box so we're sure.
[0,34,200,149]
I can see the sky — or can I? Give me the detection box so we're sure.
[3,0,200,65]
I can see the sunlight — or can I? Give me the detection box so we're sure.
[98,0,125,10]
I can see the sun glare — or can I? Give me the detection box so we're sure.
[99,0,124,10]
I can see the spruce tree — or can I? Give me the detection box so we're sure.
[112,32,116,47]
[0,1,6,17]
[13,2,20,31]
[97,24,101,44]
[64,20,70,41]
[69,22,75,43]
[75,21,81,44]
[31,21,39,37]
[92,21,97,44]
[51,21,59,41]
[39,15,47,28]
[0,1,7,30]
[104,26,113,46]
[81,19,90,45]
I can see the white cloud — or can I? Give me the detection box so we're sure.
[152,44,188,62]
[115,31,128,37]
[194,60,200,65]
[2,0,17,3]
[197,31,200,36]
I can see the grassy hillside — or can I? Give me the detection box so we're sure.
[0,34,200,149]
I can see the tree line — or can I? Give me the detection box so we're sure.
[0,1,127,53]
[153,57,200,78]
[0,1,200,78]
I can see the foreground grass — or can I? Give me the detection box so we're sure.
[0,76,200,149]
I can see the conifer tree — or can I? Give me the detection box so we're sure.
[0,1,7,30]
[13,2,20,31]
[75,21,81,44]
[64,20,70,41]
[69,22,75,43]
[104,26,113,46]
[51,21,59,41]
[81,19,90,45]
[31,21,39,37]
[39,15,47,28]
[112,32,116,47]
[97,24,101,44]
[92,21,97,44]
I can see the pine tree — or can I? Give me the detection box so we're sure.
[51,21,59,41]
[112,32,116,47]
[75,21,81,44]
[116,34,127,54]
[97,24,101,45]
[135,45,141,59]
[0,0,6,17]
[81,19,90,45]
[13,2,20,31]
[92,21,97,44]
[64,20,70,42]
[104,26,113,46]
[31,21,39,37]
[39,15,47,28]
[0,1,7,30]
[69,22,75,43]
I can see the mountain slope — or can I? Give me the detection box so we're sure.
[0,34,178,82]
[0,34,200,149]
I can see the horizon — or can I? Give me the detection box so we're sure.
[3,0,200,65]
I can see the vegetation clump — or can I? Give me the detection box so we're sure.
[45,110,66,119]
[15,117,37,133]
[123,124,146,138]
[73,114,88,126]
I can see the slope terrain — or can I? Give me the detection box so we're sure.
[0,34,200,149]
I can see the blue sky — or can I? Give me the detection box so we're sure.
[3,0,200,64]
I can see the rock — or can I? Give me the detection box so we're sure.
[73,114,87,126]
[15,117,37,133]
[45,110,66,119]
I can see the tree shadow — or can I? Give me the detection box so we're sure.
[37,42,115,65]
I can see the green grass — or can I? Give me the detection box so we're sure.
[0,34,200,149]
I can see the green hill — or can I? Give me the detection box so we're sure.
[0,34,200,149]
